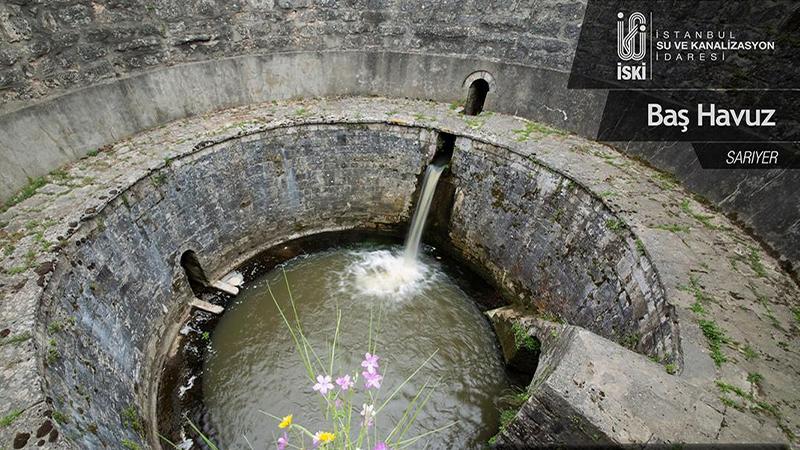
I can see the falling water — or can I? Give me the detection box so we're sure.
[403,161,446,262]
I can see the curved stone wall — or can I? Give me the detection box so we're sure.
[33,122,672,448]
[1,0,796,273]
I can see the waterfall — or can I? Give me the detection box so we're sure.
[403,161,446,262]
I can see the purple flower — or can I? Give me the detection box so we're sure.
[362,370,383,389]
[313,374,334,395]
[374,442,390,450]
[361,352,380,374]
[277,432,289,450]
[336,374,354,391]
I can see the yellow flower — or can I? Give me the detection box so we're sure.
[318,432,335,443]
[278,414,293,429]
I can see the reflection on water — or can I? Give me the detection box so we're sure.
[204,244,509,449]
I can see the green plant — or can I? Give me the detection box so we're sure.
[1,176,47,212]
[654,223,690,233]
[181,271,457,450]
[690,302,706,315]
[635,239,646,256]
[121,439,142,450]
[747,372,764,386]
[200,331,211,342]
[0,331,32,347]
[512,120,566,141]
[0,410,22,427]
[52,410,68,424]
[48,321,65,334]
[511,323,539,352]
[747,248,767,277]
[665,363,677,375]
[605,218,625,233]
[698,320,728,366]
[86,149,99,157]
[679,199,716,229]
[742,345,758,360]
[121,405,143,435]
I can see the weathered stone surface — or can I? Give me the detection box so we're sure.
[0,97,797,448]
[492,309,786,446]
[0,0,795,272]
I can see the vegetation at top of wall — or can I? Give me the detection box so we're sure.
[698,319,728,367]
[747,248,767,278]
[121,439,142,450]
[605,218,625,234]
[0,331,32,347]
[0,409,22,427]
[653,223,690,233]
[511,322,539,352]
[680,198,717,229]
[489,387,531,446]
[0,176,47,213]
[512,120,567,142]
[121,405,144,436]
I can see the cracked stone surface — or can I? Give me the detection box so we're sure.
[0,96,798,447]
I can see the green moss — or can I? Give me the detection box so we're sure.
[0,410,22,427]
[86,149,99,157]
[698,320,728,366]
[665,363,677,375]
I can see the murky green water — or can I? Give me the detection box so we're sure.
[203,243,509,449]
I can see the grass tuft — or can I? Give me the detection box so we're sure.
[698,319,728,366]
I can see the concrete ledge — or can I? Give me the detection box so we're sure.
[489,308,787,445]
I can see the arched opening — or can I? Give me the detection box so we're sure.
[464,78,490,116]
[180,250,208,296]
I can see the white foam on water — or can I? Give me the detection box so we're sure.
[337,249,438,300]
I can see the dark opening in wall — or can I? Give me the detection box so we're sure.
[433,132,455,165]
[464,79,490,116]
[180,250,208,297]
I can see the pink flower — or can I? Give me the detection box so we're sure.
[313,374,334,395]
[362,370,383,389]
[374,442,390,450]
[361,353,380,374]
[336,374,354,391]
[277,432,289,450]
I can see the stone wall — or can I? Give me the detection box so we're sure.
[38,124,432,448]
[448,138,675,360]
[1,0,796,272]
[34,122,672,448]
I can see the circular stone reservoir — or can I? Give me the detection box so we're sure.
[203,241,510,448]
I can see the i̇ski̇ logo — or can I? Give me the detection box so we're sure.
[617,11,647,80]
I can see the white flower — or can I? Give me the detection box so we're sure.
[360,403,375,427]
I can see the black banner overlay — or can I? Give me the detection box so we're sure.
[568,1,800,169]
